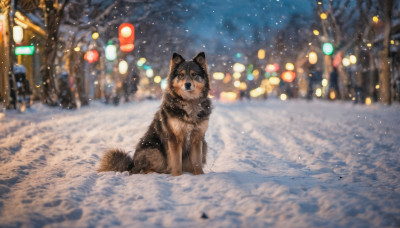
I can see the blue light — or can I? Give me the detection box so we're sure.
[247,74,254,81]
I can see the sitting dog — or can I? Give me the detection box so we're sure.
[98,52,212,176]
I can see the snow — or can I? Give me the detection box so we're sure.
[1,100,400,227]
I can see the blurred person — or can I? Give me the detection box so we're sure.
[329,67,340,100]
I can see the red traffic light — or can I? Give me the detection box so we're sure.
[84,50,99,63]
[119,23,135,52]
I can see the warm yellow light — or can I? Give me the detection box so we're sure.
[213,72,225,80]
[372,16,379,23]
[239,82,247,90]
[233,63,245,73]
[375,84,380,89]
[119,60,128,75]
[258,49,266,59]
[252,69,260,77]
[233,72,241,79]
[154,75,162,83]
[315,88,322,97]
[320,13,327,20]
[342,57,350,67]
[137,57,147,66]
[349,55,357,64]
[322,79,328,87]
[309,51,318,65]
[92,32,99,40]
[13,25,24,43]
[74,46,80,52]
[269,76,280,86]
[329,90,336,100]
[234,80,241,88]
[313,30,320,36]
[365,97,372,105]
[367,43,372,47]
[220,92,237,101]
[121,26,132,38]
[250,87,265,98]
[285,63,294,71]
[280,93,287,101]
[390,40,395,45]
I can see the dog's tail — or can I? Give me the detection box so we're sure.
[97,149,134,173]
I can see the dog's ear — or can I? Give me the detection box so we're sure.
[193,52,206,67]
[171,53,185,68]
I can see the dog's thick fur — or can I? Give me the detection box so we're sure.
[98,52,212,176]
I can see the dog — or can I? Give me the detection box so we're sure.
[98,52,212,176]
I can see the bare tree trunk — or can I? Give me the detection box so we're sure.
[8,0,18,109]
[41,0,69,106]
[378,0,393,105]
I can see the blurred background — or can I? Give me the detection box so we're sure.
[0,0,399,111]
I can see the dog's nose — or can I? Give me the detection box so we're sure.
[185,82,191,90]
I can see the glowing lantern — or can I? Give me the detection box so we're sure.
[146,68,154,78]
[372,16,379,23]
[258,49,265,59]
[342,57,350,67]
[233,72,241,79]
[320,13,327,20]
[265,64,276,73]
[239,82,247,90]
[105,44,117,61]
[252,69,260,78]
[233,63,245,73]
[84,50,99,63]
[119,60,128,74]
[154,76,162,83]
[349,55,357,64]
[13,25,23,44]
[281,71,296,83]
[213,72,224,80]
[323,42,334,55]
[92,32,99,40]
[309,51,318,64]
[280,93,287,101]
[119,23,135,52]
[313,30,319,36]
[285,63,294,71]
[269,76,280,86]
[365,97,372,105]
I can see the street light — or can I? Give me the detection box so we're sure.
[233,63,245,73]
[119,60,128,74]
[285,63,294,71]
[13,25,23,44]
[92,32,99,40]
[258,49,265,59]
[349,55,357,64]
[213,72,224,80]
[309,51,318,64]
[320,13,327,20]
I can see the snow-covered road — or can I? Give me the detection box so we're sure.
[1,100,400,227]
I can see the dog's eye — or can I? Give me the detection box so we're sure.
[178,73,185,78]
[191,73,197,77]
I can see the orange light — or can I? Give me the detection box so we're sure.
[119,23,135,52]
[281,71,296,83]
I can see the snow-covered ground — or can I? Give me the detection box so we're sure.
[1,99,400,227]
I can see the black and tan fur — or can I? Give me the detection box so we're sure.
[98,52,212,176]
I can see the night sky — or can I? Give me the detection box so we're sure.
[181,0,314,55]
